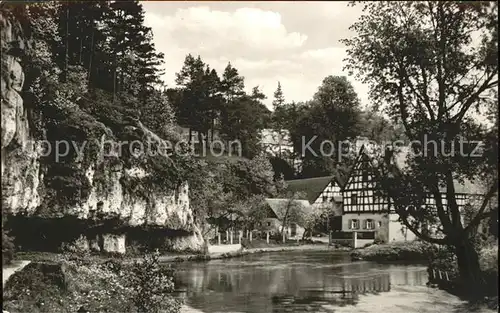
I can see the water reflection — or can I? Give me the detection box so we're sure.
[172,251,430,313]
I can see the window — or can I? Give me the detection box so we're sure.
[350,219,360,229]
[365,219,375,230]
[323,195,328,202]
[267,222,271,227]
[351,193,358,205]
[362,171,368,181]
[378,221,382,228]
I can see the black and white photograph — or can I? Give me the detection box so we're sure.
[1,1,498,312]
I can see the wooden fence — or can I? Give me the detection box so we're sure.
[428,268,452,282]
[427,267,460,294]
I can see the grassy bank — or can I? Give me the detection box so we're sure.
[350,241,431,263]
[2,253,182,313]
[13,242,331,265]
[160,243,331,263]
[3,245,333,312]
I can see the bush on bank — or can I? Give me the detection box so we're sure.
[2,252,181,313]
[350,240,432,262]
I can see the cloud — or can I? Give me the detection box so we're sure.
[145,6,307,58]
[236,47,370,108]
[143,3,370,109]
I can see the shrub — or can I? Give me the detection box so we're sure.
[426,244,458,278]
[3,261,70,313]
[351,240,432,262]
[374,231,387,244]
[128,251,181,313]
[2,226,15,265]
[479,244,498,272]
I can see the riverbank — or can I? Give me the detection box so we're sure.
[2,245,334,313]
[2,254,185,313]
[165,243,334,263]
[350,240,498,310]
[350,240,430,263]
[12,243,333,265]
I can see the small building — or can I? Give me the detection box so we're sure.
[285,174,346,232]
[257,198,312,240]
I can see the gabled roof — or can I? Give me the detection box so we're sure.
[342,146,376,189]
[264,198,311,219]
[285,172,345,204]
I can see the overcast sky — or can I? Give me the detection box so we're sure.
[142,1,369,109]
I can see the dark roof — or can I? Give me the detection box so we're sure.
[285,171,346,203]
[264,198,311,219]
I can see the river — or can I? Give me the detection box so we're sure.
[172,250,494,313]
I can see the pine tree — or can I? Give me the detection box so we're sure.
[251,86,266,101]
[174,54,215,143]
[272,81,285,110]
[220,62,245,101]
[203,67,223,143]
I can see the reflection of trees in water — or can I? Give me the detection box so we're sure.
[174,261,428,312]
[270,274,390,312]
[270,269,428,312]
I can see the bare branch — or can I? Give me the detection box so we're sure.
[451,71,498,122]
[399,62,436,120]
[419,63,433,116]
[427,177,454,234]
[399,212,450,245]
[396,82,414,139]
[436,2,447,119]
[464,182,498,234]
[444,170,462,229]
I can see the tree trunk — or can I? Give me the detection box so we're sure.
[63,5,69,82]
[198,132,203,148]
[79,34,84,65]
[87,27,94,89]
[454,238,485,298]
[113,67,117,103]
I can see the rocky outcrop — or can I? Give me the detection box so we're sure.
[102,234,126,254]
[1,13,42,213]
[0,12,203,254]
[164,227,205,253]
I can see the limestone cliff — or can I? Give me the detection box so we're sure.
[1,11,204,254]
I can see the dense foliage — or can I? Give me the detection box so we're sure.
[2,227,15,265]
[271,76,405,179]
[2,253,181,313]
[1,1,203,212]
[169,56,272,158]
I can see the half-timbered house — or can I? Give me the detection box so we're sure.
[341,145,406,245]
[341,144,486,247]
